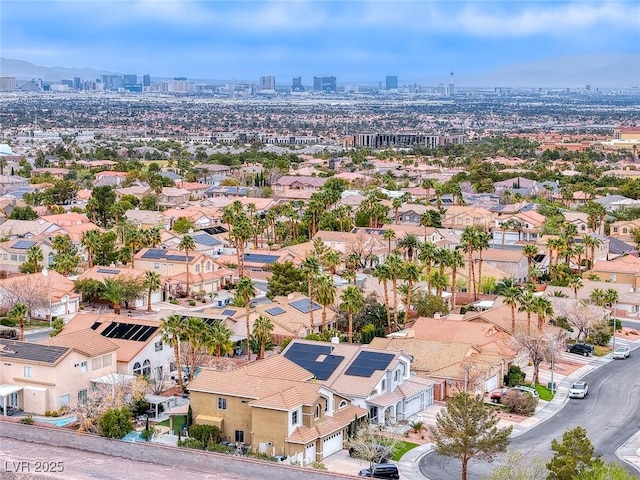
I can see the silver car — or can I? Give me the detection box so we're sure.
[613,346,631,359]
[569,381,589,399]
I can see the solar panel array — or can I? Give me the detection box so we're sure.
[193,234,221,246]
[243,253,280,264]
[12,240,36,250]
[221,309,237,317]
[101,322,158,342]
[345,351,395,377]
[141,249,166,259]
[202,226,228,235]
[283,343,345,381]
[165,254,193,262]
[90,322,102,330]
[265,306,286,316]
[289,299,322,314]
[97,268,120,275]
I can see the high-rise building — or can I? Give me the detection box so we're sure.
[0,77,16,92]
[448,72,454,96]
[73,77,81,90]
[313,76,336,92]
[259,75,276,90]
[292,77,304,92]
[123,74,138,86]
[143,74,151,87]
[385,76,398,90]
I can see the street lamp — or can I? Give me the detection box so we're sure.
[549,335,557,394]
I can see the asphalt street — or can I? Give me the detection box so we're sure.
[419,350,640,480]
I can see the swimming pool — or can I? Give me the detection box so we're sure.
[122,431,144,442]
[35,415,77,427]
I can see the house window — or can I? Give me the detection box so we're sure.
[133,362,142,375]
[339,400,348,409]
[623,228,628,234]
[206,262,211,271]
[613,227,618,233]
[292,410,299,425]
[154,263,160,269]
[394,370,400,382]
[315,405,321,419]
[78,389,87,404]
[142,359,151,376]
[217,398,227,410]
[195,264,200,273]
[154,366,163,380]
[10,254,17,261]
[102,354,112,367]
[381,379,386,391]
[24,366,32,378]
[80,361,88,373]
[235,430,244,443]
[18,255,25,262]
[59,394,70,407]
[92,358,101,370]
[581,225,586,231]
[611,274,617,282]
[154,341,163,352]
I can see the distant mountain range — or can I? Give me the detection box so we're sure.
[2,54,639,89]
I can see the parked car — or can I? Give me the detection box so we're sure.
[566,343,594,356]
[613,346,631,359]
[569,381,589,399]
[490,388,509,403]
[358,463,400,479]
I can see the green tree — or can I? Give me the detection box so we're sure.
[314,274,337,331]
[97,407,133,439]
[546,426,602,480]
[10,303,29,341]
[429,392,512,480]
[235,276,256,360]
[266,261,305,298]
[301,254,321,329]
[485,451,547,480]
[178,235,195,295]
[49,318,64,337]
[252,315,274,360]
[340,285,365,343]
[206,320,234,358]
[86,185,116,228]
[9,206,38,220]
[160,314,186,392]
[27,245,43,274]
[502,286,522,333]
[172,217,196,234]
[576,462,637,480]
[143,271,161,312]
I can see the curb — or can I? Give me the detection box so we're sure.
[615,429,640,475]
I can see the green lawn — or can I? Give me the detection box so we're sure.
[526,383,554,401]
[155,415,186,435]
[392,440,418,461]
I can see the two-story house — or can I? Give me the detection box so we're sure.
[158,187,191,208]
[442,206,493,234]
[188,354,367,464]
[0,238,55,274]
[0,330,118,415]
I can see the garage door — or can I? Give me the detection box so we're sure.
[322,431,343,458]
[484,375,498,393]
[305,442,317,463]
[405,395,423,417]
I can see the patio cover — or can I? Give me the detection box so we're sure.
[196,414,223,428]
[0,385,23,416]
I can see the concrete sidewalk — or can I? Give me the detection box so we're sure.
[397,353,640,480]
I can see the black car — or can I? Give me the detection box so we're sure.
[566,343,594,356]
[358,463,400,479]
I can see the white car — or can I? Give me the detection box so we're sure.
[569,381,589,399]
[613,346,631,359]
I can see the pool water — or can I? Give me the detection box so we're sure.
[35,415,77,427]
[122,431,144,442]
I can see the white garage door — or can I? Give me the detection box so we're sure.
[405,395,423,417]
[305,442,317,463]
[485,375,498,393]
[322,431,343,458]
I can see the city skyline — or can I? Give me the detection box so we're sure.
[2,1,639,87]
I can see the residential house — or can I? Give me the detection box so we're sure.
[594,194,640,212]
[163,206,221,231]
[158,187,191,208]
[609,219,640,247]
[370,317,518,399]
[562,211,592,235]
[0,238,55,274]
[272,176,327,193]
[93,171,128,187]
[442,206,493,234]
[472,248,528,283]
[115,185,154,201]
[133,247,222,299]
[0,219,55,239]
[58,313,175,379]
[493,210,545,246]
[0,330,118,415]
[177,181,209,200]
[31,167,69,179]
[77,266,162,310]
[586,255,640,289]
[313,230,387,268]
[188,354,367,463]
[124,209,169,230]
[391,204,438,226]
[0,175,29,189]
[282,339,435,426]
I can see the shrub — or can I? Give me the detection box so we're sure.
[310,461,327,470]
[504,365,526,387]
[169,299,179,305]
[409,420,425,433]
[206,442,234,453]
[50,410,59,417]
[187,300,196,306]
[178,438,204,450]
[140,427,158,441]
[97,407,133,439]
[247,451,277,461]
[0,318,17,327]
[590,320,612,346]
[188,424,222,444]
[501,390,538,415]
[20,415,34,425]
[44,410,52,417]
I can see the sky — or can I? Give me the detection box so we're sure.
[2,0,639,86]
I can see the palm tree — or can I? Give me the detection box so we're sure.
[101,277,125,314]
[567,276,583,299]
[27,245,43,274]
[373,264,392,332]
[518,288,537,336]
[235,276,256,360]
[582,235,602,269]
[383,228,396,254]
[10,303,29,341]
[402,262,421,318]
[143,271,161,312]
[81,229,102,268]
[522,244,539,279]
[430,270,450,298]
[178,234,195,296]
[502,286,522,333]
[340,285,364,343]
[445,248,465,309]
[207,321,234,358]
[314,275,337,331]
[0,157,6,176]
[533,296,553,332]
[385,252,404,330]
[159,315,185,392]
[460,226,478,302]
[398,234,419,261]
[301,255,321,329]
[392,197,403,224]
[323,250,342,275]
[475,229,490,300]
[252,315,274,360]
[418,241,437,293]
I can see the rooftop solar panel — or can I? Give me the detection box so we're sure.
[243,253,280,264]
[193,234,221,246]
[12,240,36,250]
[283,343,345,381]
[265,307,286,316]
[289,299,322,314]
[90,322,102,330]
[221,309,237,317]
[344,351,394,377]
[97,268,120,275]
[141,249,166,259]
[164,254,193,262]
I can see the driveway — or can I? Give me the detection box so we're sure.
[322,449,372,477]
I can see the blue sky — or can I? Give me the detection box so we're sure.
[2,1,639,86]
